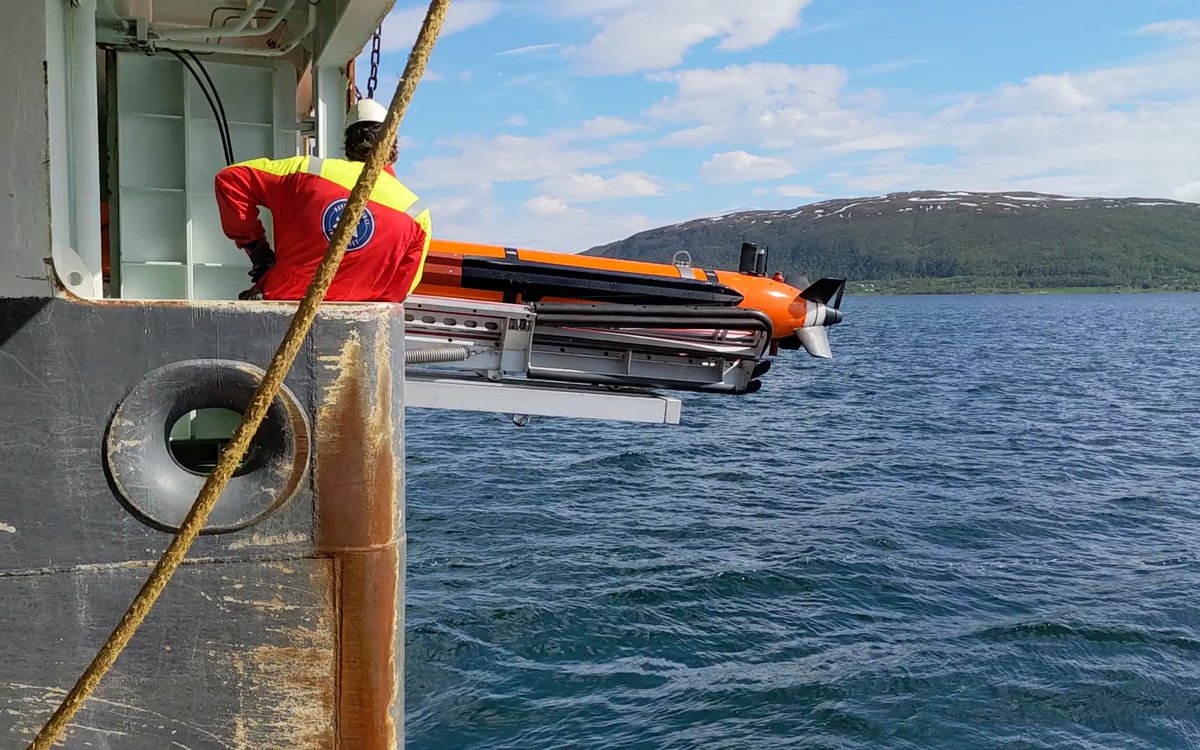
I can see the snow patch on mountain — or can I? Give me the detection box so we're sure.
[691,190,1195,224]
[675,190,1196,230]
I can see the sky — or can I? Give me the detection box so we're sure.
[358,0,1200,252]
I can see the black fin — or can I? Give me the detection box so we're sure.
[799,278,846,309]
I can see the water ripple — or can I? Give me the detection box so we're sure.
[406,293,1200,749]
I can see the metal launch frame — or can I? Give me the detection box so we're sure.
[401,296,775,424]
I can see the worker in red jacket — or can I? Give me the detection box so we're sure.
[214,99,431,301]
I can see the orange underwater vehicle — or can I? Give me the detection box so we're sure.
[414,239,847,359]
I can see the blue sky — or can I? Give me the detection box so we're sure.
[359,0,1200,252]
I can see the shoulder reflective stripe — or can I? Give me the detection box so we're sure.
[318,159,419,214]
[229,155,307,177]
[406,207,433,295]
[306,156,324,175]
[403,198,427,220]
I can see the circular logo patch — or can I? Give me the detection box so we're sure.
[321,198,376,252]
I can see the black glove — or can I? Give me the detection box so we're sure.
[241,238,276,282]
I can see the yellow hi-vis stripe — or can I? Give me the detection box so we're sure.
[229,155,309,177]
[316,158,420,215]
[233,156,420,216]
[406,204,432,294]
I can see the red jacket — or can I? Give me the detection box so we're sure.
[214,155,431,302]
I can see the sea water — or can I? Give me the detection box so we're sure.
[405,292,1200,749]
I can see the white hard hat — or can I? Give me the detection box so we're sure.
[346,98,387,129]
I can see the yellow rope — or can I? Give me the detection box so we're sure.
[29,1,451,746]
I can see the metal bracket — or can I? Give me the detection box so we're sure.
[403,296,770,391]
[400,295,773,424]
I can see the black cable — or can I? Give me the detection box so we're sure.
[163,49,233,165]
[162,50,232,165]
[185,51,235,164]
[184,51,234,165]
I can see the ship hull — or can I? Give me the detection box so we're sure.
[0,297,408,749]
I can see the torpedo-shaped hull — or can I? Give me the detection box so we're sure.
[416,239,846,350]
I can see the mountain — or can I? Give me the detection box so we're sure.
[583,191,1200,294]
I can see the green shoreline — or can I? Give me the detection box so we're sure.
[849,282,1200,297]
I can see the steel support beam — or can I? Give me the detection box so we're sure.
[1,0,60,297]
[311,1,396,158]
[314,63,348,157]
[405,373,684,425]
[65,0,103,296]
[316,0,395,68]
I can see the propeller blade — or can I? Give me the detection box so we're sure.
[794,327,832,359]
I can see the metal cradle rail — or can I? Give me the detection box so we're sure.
[401,295,775,425]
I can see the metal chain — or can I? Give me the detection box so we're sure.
[366,26,382,99]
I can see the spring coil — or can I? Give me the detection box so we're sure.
[403,344,471,365]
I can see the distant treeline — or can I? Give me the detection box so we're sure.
[585,193,1200,294]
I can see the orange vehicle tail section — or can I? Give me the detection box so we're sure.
[414,238,837,342]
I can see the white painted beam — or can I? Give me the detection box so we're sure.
[66,0,103,296]
[317,0,396,67]
[314,64,348,158]
[405,373,684,426]
[1,0,56,297]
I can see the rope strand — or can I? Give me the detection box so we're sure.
[28,1,451,746]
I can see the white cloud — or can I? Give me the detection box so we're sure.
[647,62,844,120]
[395,15,1200,253]
[840,94,1200,199]
[409,134,621,189]
[657,125,721,148]
[415,174,666,251]
[797,21,848,37]
[700,151,794,183]
[825,133,924,154]
[435,191,665,252]
[854,51,1200,198]
[991,74,1099,113]
[524,196,572,216]
[645,63,893,150]
[539,171,664,202]
[496,43,565,57]
[947,57,1200,118]
[1174,181,1200,202]
[379,1,501,52]
[552,0,813,74]
[406,109,653,192]
[576,117,643,139]
[1131,19,1200,40]
[637,44,1200,204]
